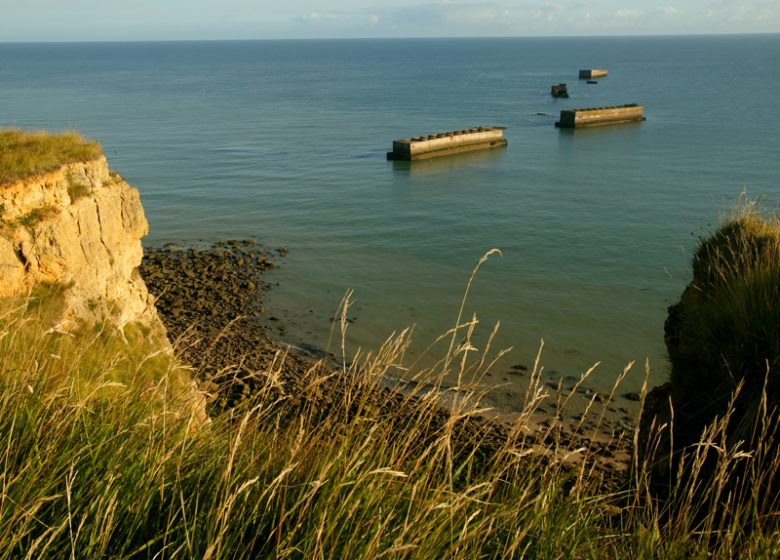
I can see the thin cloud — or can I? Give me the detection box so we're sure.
[660,6,682,16]
[612,9,643,18]
[291,2,579,36]
[703,0,780,25]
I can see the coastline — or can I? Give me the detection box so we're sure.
[140,239,639,477]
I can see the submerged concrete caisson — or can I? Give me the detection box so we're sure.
[555,104,646,129]
[387,127,508,161]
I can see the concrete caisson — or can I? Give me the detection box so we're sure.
[555,104,645,129]
[387,127,508,161]
[578,69,608,79]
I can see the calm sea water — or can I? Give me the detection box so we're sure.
[2,36,779,391]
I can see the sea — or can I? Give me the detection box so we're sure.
[2,35,779,393]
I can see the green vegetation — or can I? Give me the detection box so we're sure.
[11,205,59,229]
[0,204,59,232]
[1,287,779,558]
[0,129,102,185]
[66,172,92,202]
[1,127,776,555]
[667,196,780,444]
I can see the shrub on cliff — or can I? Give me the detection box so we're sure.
[0,129,102,185]
[665,201,780,444]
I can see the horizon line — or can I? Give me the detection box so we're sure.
[1,31,778,45]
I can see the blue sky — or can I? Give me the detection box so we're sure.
[1,0,778,41]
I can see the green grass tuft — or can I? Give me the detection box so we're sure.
[12,205,59,229]
[65,173,92,202]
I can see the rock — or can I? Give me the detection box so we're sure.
[636,382,673,493]
[0,143,208,427]
[0,156,161,330]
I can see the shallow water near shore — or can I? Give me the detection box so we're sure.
[2,35,779,393]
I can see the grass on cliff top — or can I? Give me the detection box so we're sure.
[672,196,780,427]
[2,277,780,558]
[0,128,102,185]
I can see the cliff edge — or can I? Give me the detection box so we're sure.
[0,152,160,331]
[0,129,208,425]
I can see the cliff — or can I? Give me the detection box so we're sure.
[0,155,161,331]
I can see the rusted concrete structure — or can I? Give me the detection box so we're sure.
[387,127,508,161]
[579,69,608,79]
[555,104,645,129]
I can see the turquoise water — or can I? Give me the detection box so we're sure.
[2,36,779,391]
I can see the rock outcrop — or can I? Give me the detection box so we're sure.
[0,156,160,331]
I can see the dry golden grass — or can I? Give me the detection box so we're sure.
[1,255,778,558]
[0,128,102,185]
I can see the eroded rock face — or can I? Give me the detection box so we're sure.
[0,157,160,330]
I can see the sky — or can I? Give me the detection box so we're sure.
[0,0,778,41]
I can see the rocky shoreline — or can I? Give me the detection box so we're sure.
[140,240,636,483]
[140,240,300,408]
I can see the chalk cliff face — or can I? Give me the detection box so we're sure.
[0,156,160,330]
